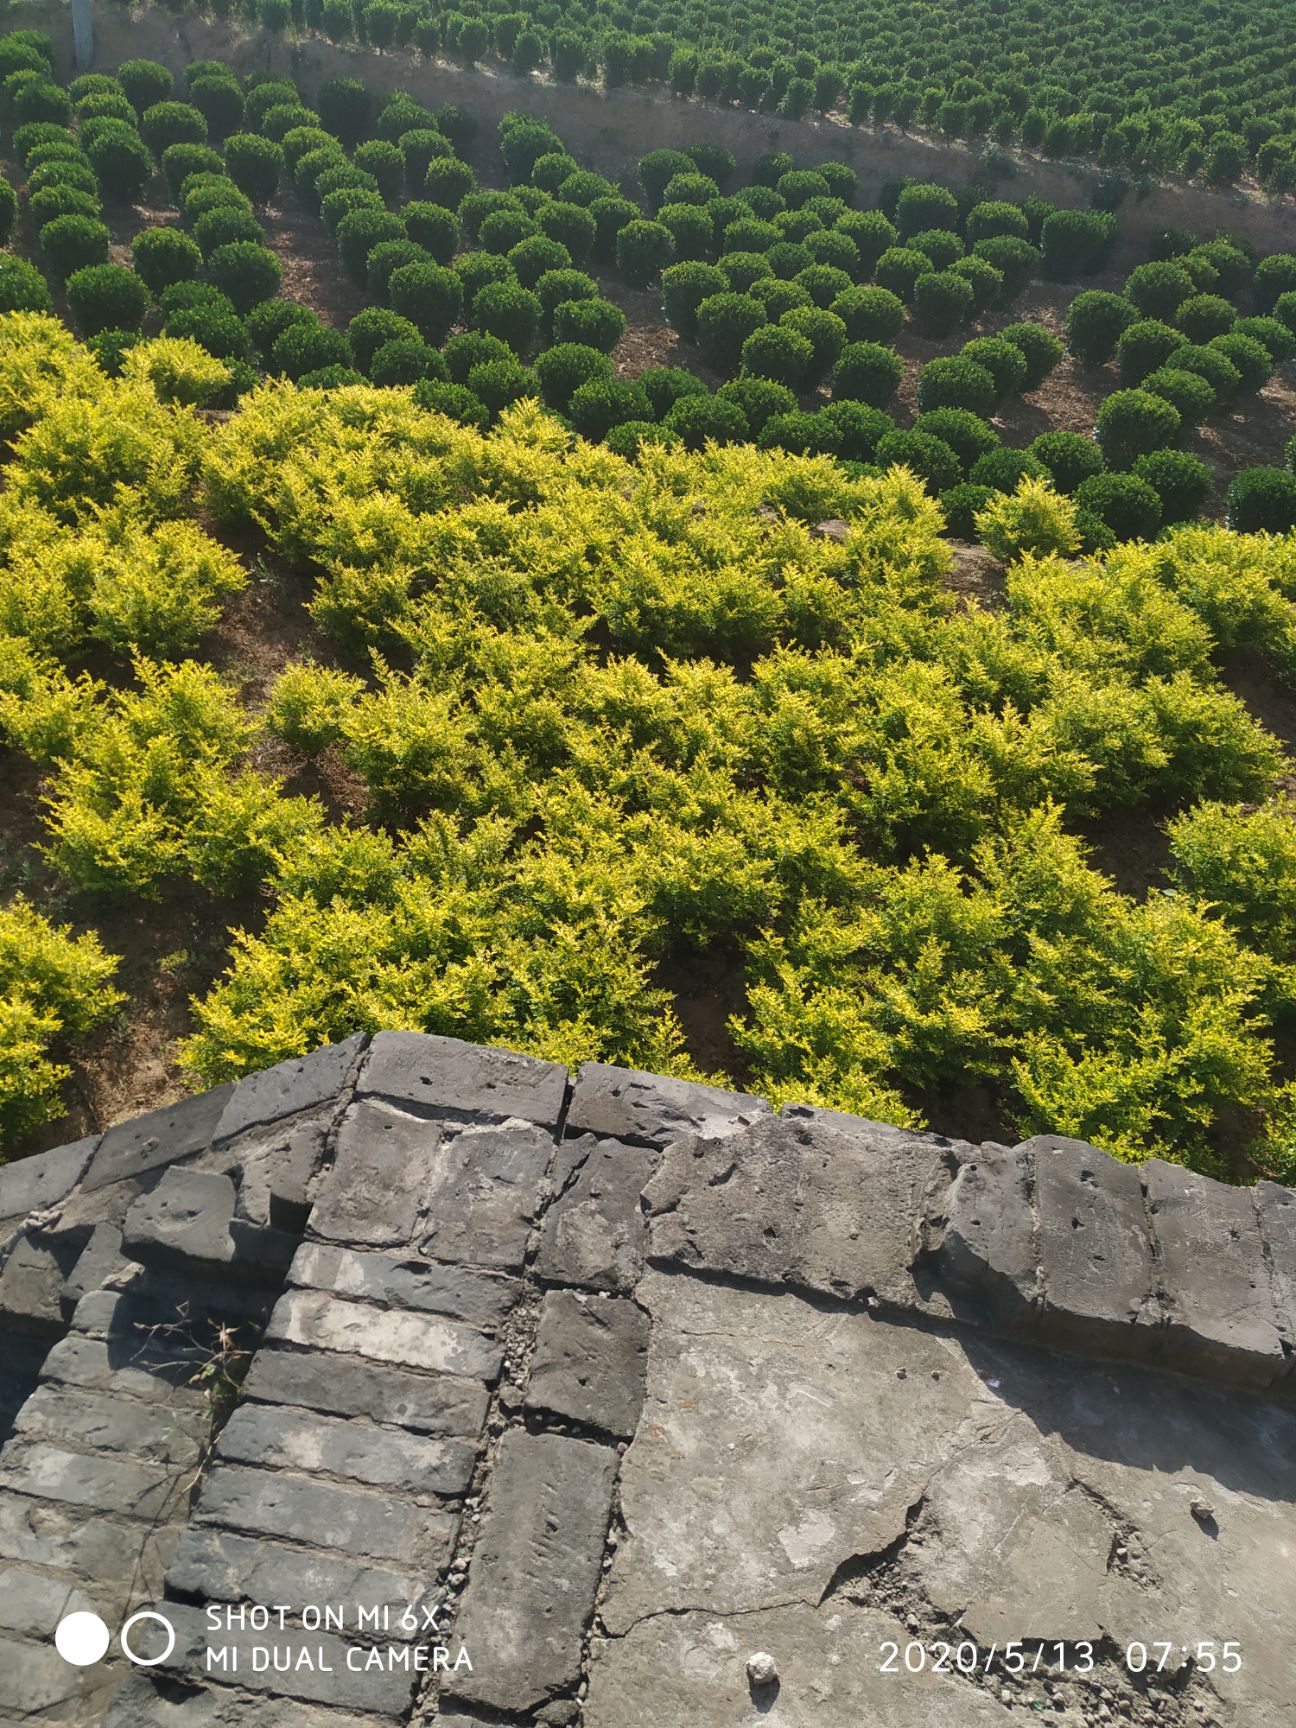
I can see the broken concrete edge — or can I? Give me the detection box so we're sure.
[2,1038,1294,1407]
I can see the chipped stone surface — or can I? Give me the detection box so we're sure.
[1028,1134,1162,1354]
[534,1133,657,1292]
[264,1289,503,1380]
[920,1141,1039,1328]
[82,1085,235,1192]
[1145,1159,1287,1384]
[194,1465,458,1566]
[359,1030,567,1129]
[165,1526,433,1622]
[566,1060,770,1146]
[443,1430,618,1715]
[216,1404,476,1495]
[101,1674,384,1728]
[525,1291,650,1436]
[644,1113,949,1305]
[214,1032,366,1144]
[287,1240,520,1327]
[240,1345,490,1438]
[0,1133,97,1220]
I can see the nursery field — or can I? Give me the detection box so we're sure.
[153,0,1296,190]
[3,28,1296,1182]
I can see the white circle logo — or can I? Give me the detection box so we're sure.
[120,1611,177,1667]
[54,1612,111,1667]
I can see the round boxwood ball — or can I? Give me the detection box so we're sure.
[1075,471,1163,539]
[64,262,148,336]
[1030,429,1105,494]
[916,355,997,417]
[875,428,960,494]
[1132,450,1212,523]
[831,341,903,408]
[1225,466,1296,534]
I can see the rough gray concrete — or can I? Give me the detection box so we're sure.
[0,1034,1292,1728]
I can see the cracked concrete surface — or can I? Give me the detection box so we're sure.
[587,1272,1296,1727]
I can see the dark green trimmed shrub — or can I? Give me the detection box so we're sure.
[1075,471,1162,539]
[320,187,385,233]
[569,375,651,440]
[662,392,749,450]
[970,448,1048,492]
[400,202,458,265]
[741,323,813,388]
[164,303,250,360]
[662,261,728,338]
[85,127,153,202]
[188,75,244,140]
[719,251,775,294]
[972,235,1040,298]
[141,101,207,155]
[1210,332,1272,393]
[550,298,626,352]
[131,226,203,295]
[914,408,999,473]
[715,375,797,434]
[354,139,404,202]
[64,263,148,336]
[472,280,542,350]
[835,210,897,274]
[371,337,445,386]
[400,130,453,189]
[412,379,490,429]
[1132,450,1212,523]
[444,330,512,384]
[298,365,366,389]
[389,261,463,345]
[336,208,405,281]
[1065,290,1137,366]
[916,354,997,417]
[1175,293,1235,343]
[874,245,931,301]
[1030,430,1104,493]
[966,200,1029,244]
[206,242,282,312]
[818,400,892,461]
[616,219,676,287]
[1254,255,1296,314]
[368,240,429,300]
[894,181,959,238]
[1234,316,1296,364]
[508,235,571,290]
[831,341,903,408]
[270,317,351,379]
[1124,260,1196,320]
[1115,319,1185,384]
[455,248,515,301]
[317,76,373,148]
[533,341,612,412]
[1170,343,1244,408]
[346,308,420,372]
[780,305,846,380]
[27,183,98,226]
[831,285,905,344]
[961,335,1029,400]
[1040,208,1114,278]
[875,428,960,493]
[751,278,813,321]
[161,142,223,197]
[40,214,110,280]
[794,264,853,309]
[247,297,316,357]
[1225,467,1296,533]
[637,365,707,420]
[950,254,1006,316]
[117,59,173,113]
[537,201,596,265]
[0,255,52,312]
[1154,366,1223,426]
[192,204,263,255]
[225,133,283,203]
[912,269,974,336]
[536,268,598,324]
[1094,388,1180,467]
[941,481,997,538]
[910,228,964,271]
[478,207,536,255]
[696,292,765,373]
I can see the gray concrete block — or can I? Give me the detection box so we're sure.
[194,1464,457,1566]
[213,1033,367,1143]
[102,1672,388,1728]
[264,1289,502,1381]
[359,1030,568,1129]
[72,1269,276,1351]
[122,1167,298,1283]
[566,1060,769,1147]
[165,1525,435,1626]
[922,1143,1039,1329]
[216,1403,476,1495]
[59,1222,127,1317]
[0,1631,115,1718]
[534,1135,657,1293]
[309,1099,442,1248]
[152,1602,418,1716]
[40,1334,210,1407]
[0,1232,84,1335]
[525,1291,650,1437]
[1146,1159,1287,1385]
[443,1430,618,1715]
[0,1134,97,1219]
[288,1240,519,1328]
[416,1121,553,1270]
[644,1113,950,1306]
[0,1498,178,1604]
[1027,1135,1162,1355]
[83,1085,235,1192]
[8,1383,208,1463]
[1255,1180,1296,1367]
[0,1440,183,1520]
[240,1344,489,1438]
